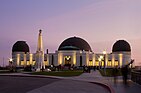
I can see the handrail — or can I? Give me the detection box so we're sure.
[131,70,141,85]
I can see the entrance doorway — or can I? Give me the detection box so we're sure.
[64,56,71,66]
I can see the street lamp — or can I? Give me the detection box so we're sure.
[9,58,13,65]
[9,58,13,72]
[100,55,104,59]
[103,51,106,67]
[9,58,13,62]
[99,56,103,69]
[98,58,102,69]
[103,50,106,75]
[103,51,106,55]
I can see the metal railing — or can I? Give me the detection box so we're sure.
[131,70,141,85]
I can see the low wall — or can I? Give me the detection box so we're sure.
[131,70,141,85]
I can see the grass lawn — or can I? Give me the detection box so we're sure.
[99,68,122,77]
[31,70,83,77]
[0,70,12,73]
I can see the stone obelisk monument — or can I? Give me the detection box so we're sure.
[35,29,45,71]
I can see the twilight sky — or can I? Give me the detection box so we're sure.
[0,0,141,66]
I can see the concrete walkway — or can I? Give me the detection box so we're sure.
[1,70,141,93]
[0,72,110,93]
[66,70,141,93]
[27,79,110,93]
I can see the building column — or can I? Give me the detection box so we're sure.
[86,53,89,66]
[24,54,27,67]
[93,54,95,66]
[73,52,76,65]
[112,54,115,67]
[16,54,20,66]
[58,52,63,65]
[119,53,123,68]
[30,54,33,65]
[105,54,108,68]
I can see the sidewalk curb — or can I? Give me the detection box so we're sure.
[0,74,63,79]
[90,81,115,93]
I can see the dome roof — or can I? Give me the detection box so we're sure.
[12,41,30,53]
[58,37,92,52]
[112,40,131,52]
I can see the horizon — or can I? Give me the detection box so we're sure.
[0,0,141,66]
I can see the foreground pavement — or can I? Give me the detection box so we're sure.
[1,70,141,93]
[27,79,109,93]
[0,72,110,93]
[0,76,60,93]
[66,70,141,93]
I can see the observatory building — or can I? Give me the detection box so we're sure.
[12,30,131,70]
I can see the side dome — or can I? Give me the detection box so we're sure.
[112,40,131,52]
[12,41,30,53]
[58,36,92,52]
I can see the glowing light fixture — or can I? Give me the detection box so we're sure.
[9,58,13,62]
[103,50,106,55]
[65,56,71,60]
[100,55,103,59]
[98,58,102,61]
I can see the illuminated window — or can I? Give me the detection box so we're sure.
[44,61,48,65]
[108,61,112,66]
[32,61,35,65]
[21,61,24,65]
[115,61,118,66]
[89,60,93,66]
[95,61,99,66]
[29,61,32,65]
[101,61,104,66]
[27,61,30,65]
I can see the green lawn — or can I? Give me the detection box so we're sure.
[0,70,12,73]
[31,70,83,77]
[99,68,122,77]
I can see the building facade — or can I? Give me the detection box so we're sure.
[12,31,132,70]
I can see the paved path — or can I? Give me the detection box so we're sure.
[66,70,141,93]
[0,72,110,93]
[1,70,141,93]
[0,76,60,93]
[27,79,109,93]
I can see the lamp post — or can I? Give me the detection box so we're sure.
[9,58,13,72]
[9,58,13,65]
[99,56,103,69]
[103,50,106,75]
[98,58,101,69]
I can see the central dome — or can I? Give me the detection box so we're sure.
[58,37,92,52]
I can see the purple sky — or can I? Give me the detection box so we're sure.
[0,0,141,66]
